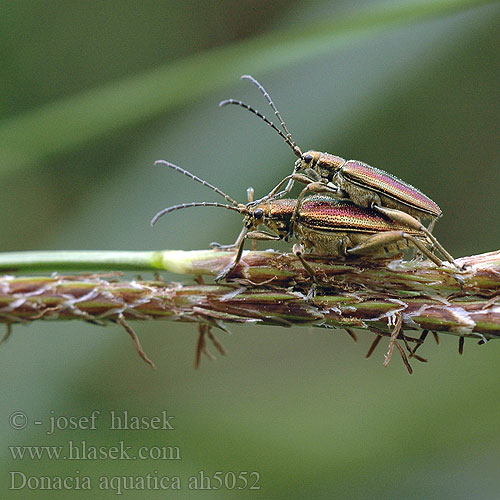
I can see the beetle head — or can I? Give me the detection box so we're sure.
[245,199,295,238]
[296,151,346,181]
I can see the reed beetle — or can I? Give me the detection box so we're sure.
[151,161,446,285]
[220,75,456,267]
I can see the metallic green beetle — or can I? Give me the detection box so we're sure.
[152,161,445,373]
[151,161,445,284]
[219,75,456,267]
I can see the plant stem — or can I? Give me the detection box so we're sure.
[1,248,499,370]
[0,249,498,335]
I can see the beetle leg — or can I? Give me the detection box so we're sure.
[251,172,309,205]
[292,243,317,298]
[371,204,456,266]
[215,227,283,282]
[251,171,318,205]
[215,227,249,282]
[261,174,296,202]
[289,181,339,236]
[339,237,349,258]
[247,187,258,250]
[246,230,281,240]
[292,173,321,185]
[403,233,445,267]
[210,241,237,250]
[347,230,444,268]
[292,243,315,279]
[210,226,248,251]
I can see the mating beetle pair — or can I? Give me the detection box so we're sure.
[219,75,456,268]
[152,76,459,370]
[153,75,457,285]
[152,161,447,288]
[151,160,444,372]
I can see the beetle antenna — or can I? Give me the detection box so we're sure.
[151,202,247,226]
[219,78,302,159]
[219,99,301,156]
[240,75,295,144]
[155,160,240,207]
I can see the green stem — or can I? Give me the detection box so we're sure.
[0,249,242,275]
[0,250,170,272]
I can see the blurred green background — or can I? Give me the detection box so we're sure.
[1,0,500,498]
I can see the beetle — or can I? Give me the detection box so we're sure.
[219,75,456,267]
[152,161,445,372]
[151,160,296,281]
[151,161,445,285]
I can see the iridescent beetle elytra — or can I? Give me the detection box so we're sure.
[219,75,457,268]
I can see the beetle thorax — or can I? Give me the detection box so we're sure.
[297,150,346,182]
[247,199,296,236]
